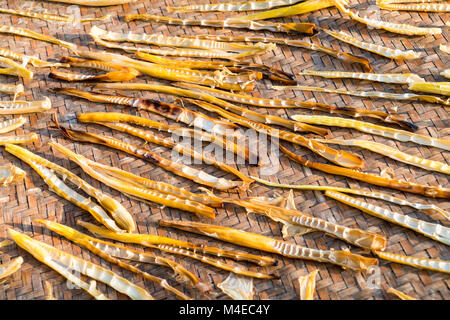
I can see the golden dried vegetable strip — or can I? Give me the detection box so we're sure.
[126,14,317,35]
[45,0,138,6]
[250,176,450,221]
[281,146,450,199]
[186,98,365,169]
[49,141,217,218]
[238,0,334,20]
[0,48,65,68]
[0,164,26,186]
[5,144,129,232]
[159,219,379,272]
[188,34,374,72]
[56,125,243,191]
[0,133,38,145]
[0,25,77,50]
[379,0,444,3]
[134,52,296,84]
[0,56,33,79]
[322,29,422,59]
[377,1,450,12]
[8,228,152,300]
[93,83,365,168]
[37,219,193,300]
[387,288,417,300]
[0,8,110,23]
[227,198,387,251]
[279,85,450,105]
[298,269,318,300]
[333,0,442,35]
[167,0,305,12]
[0,256,23,281]
[299,70,424,84]
[0,83,24,96]
[77,112,251,162]
[291,114,450,151]
[325,191,450,245]
[374,250,450,274]
[0,97,51,114]
[408,82,450,96]
[90,26,270,53]
[86,121,255,190]
[79,220,277,267]
[315,138,450,175]
[180,82,415,131]
[0,117,27,134]
[52,88,240,138]
[217,273,254,300]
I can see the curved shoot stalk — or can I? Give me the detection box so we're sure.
[276,85,450,106]
[0,133,38,145]
[374,250,450,274]
[0,25,77,51]
[377,1,450,12]
[282,146,450,199]
[322,29,422,59]
[0,48,66,68]
[55,124,242,191]
[187,34,374,72]
[49,141,217,218]
[291,115,450,151]
[0,97,51,114]
[0,56,33,78]
[8,228,152,300]
[387,288,417,300]
[217,273,254,300]
[78,112,251,162]
[5,144,131,232]
[315,138,450,175]
[0,256,23,280]
[79,221,277,267]
[52,87,239,137]
[297,269,318,300]
[167,0,305,12]
[299,70,425,84]
[250,176,450,221]
[125,14,317,35]
[325,191,450,245]
[180,82,414,131]
[228,197,387,251]
[0,117,27,134]
[0,164,26,186]
[158,219,379,272]
[408,82,450,96]
[333,0,442,35]
[36,219,193,300]
[237,0,335,20]
[0,8,110,23]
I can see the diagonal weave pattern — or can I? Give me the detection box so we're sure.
[0,0,448,300]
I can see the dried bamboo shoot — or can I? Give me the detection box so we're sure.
[167,0,305,12]
[0,164,26,186]
[408,82,450,96]
[387,288,417,300]
[377,1,450,12]
[0,8,110,23]
[0,256,23,280]
[299,70,424,84]
[44,0,138,6]
[0,117,27,134]
[0,133,38,145]
[375,250,450,274]
[297,269,318,300]
[0,97,51,114]
[0,83,24,96]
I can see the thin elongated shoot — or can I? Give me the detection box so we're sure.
[377,1,450,12]
[0,256,23,280]
[281,146,450,199]
[8,228,152,300]
[315,138,450,175]
[325,191,450,245]
[0,56,33,79]
[0,97,51,114]
[299,70,424,84]
[0,117,27,134]
[0,48,66,68]
[158,219,379,272]
[0,133,38,145]
[44,0,138,6]
[387,288,417,300]
[291,115,450,151]
[5,144,131,232]
[374,250,450,274]
[167,0,305,12]
[0,8,111,23]
[36,219,193,300]
[408,82,450,96]
[322,29,422,60]
[79,221,277,267]
[0,83,24,96]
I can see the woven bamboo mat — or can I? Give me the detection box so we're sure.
[0,0,448,300]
